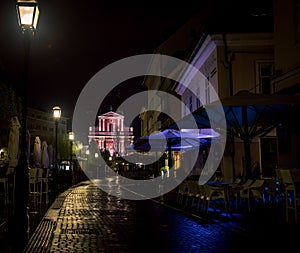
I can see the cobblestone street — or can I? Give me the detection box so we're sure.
[13,178,296,253]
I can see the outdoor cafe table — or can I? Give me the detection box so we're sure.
[207,180,238,213]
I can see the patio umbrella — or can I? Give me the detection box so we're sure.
[48,144,54,169]
[41,140,49,169]
[136,129,213,168]
[7,116,21,174]
[169,90,300,178]
[131,136,210,152]
[32,136,41,168]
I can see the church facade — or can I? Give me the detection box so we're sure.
[88,110,134,156]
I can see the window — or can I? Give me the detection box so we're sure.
[109,123,113,132]
[255,61,274,94]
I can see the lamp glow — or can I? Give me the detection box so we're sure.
[16,0,39,32]
[53,106,61,119]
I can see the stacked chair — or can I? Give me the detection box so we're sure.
[37,168,51,212]
[28,168,40,214]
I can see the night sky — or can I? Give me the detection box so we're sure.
[0,0,273,118]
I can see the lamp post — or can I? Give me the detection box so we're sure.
[14,0,39,250]
[52,105,61,197]
[68,131,74,184]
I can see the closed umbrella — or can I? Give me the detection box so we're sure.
[41,140,49,169]
[33,136,41,168]
[48,144,54,169]
[7,116,21,174]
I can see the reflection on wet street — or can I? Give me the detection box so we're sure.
[7,178,300,252]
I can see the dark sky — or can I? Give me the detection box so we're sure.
[0,0,273,118]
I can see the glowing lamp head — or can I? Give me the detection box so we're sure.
[16,0,39,33]
[68,132,75,141]
[52,106,61,120]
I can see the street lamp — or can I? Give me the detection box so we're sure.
[52,105,61,197]
[14,0,39,250]
[16,0,39,34]
[68,131,74,184]
[53,106,61,167]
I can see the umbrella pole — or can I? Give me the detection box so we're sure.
[242,106,252,179]
[244,139,252,179]
[230,133,236,182]
[167,140,172,169]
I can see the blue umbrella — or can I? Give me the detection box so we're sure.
[169,90,300,178]
[132,129,213,168]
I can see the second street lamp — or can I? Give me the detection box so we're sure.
[14,0,40,250]
[68,131,74,184]
[52,105,61,198]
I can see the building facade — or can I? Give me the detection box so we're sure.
[139,0,300,181]
[27,107,69,162]
[175,32,274,180]
[88,110,134,157]
[271,0,300,168]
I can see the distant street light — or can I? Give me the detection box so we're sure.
[14,0,39,250]
[68,131,74,184]
[53,106,61,167]
[52,105,61,197]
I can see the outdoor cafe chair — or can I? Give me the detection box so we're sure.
[275,169,286,205]
[229,179,254,209]
[278,169,300,223]
[202,183,227,214]
[196,184,207,211]
[239,179,265,213]
[28,168,40,213]
[262,178,280,205]
[37,168,50,212]
[176,181,188,205]
[184,180,202,208]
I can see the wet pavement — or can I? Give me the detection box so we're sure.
[2,178,300,252]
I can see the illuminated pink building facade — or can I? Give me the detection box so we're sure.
[88,110,134,156]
